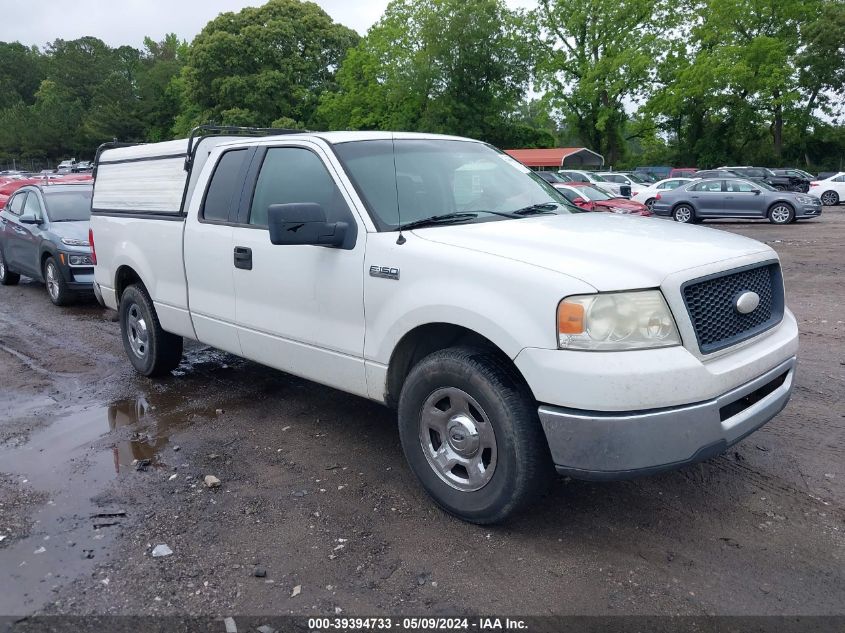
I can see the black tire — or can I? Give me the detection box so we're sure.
[119,284,183,377]
[44,256,74,306]
[644,198,656,211]
[672,204,696,223]
[820,190,839,206]
[0,249,20,286]
[397,346,553,524]
[768,202,795,225]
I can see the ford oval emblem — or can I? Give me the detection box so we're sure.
[735,291,760,314]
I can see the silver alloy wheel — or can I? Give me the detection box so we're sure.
[821,191,838,206]
[126,303,149,359]
[674,206,692,223]
[645,198,656,211]
[770,204,792,224]
[418,387,497,492]
[0,256,5,279]
[46,262,60,301]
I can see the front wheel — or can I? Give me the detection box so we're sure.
[398,347,553,524]
[119,284,183,377]
[672,204,695,223]
[44,256,74,306]
[768,203,795,225]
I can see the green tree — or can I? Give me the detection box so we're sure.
[0,42,44,109]
[533,0,671,164]
[179,0,358,132]
[317,0,534,146]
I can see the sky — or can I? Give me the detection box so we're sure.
[0,0,536,48]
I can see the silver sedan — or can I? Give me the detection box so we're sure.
[651,178,823,224]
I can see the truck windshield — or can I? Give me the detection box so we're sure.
[333,139,577,231]
[43,188,92,222]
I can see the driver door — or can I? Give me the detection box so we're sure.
[231,143,368,397]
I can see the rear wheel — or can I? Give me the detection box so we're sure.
[119,284,183,377]
[0,250,20,286]
[672,204,695,223]
[768,203,795,225]
[44,256,74,306]
[398,346,553,524]
[644,198,656,211]
[820,190,839,206]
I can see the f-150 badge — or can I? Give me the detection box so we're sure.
[370,266,400,280]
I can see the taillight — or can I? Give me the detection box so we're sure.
[654,193,661,200]
[89,228,97,265]
[810,182,819,186]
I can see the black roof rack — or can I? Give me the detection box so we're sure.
[184,124,305,171]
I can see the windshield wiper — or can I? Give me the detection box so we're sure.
[399,212,478,230]
[470,203,561,219]
[509,203,560,216]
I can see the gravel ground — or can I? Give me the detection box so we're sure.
[0,209,843,620]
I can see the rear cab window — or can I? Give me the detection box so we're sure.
[202,149,250,223]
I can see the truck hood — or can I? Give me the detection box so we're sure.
[412,213,773,291]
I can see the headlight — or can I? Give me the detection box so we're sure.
[68,254,94,266]
[610,207,633,214]
[61,237,90,247]
[557,290,681,350]
[795,195,813,204]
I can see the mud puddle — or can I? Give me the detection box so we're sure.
[0,395,194,614]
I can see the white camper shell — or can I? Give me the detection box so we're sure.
[93,136,242,217]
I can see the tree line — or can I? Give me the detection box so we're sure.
[0,0,842,170]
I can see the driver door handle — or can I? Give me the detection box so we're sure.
[233,246,252,271]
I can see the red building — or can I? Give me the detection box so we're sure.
[504,147,605,171]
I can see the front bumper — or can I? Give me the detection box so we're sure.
[538,356,795,479]
[797,203,822,218]
[57,250,94,291]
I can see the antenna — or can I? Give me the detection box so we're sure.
[392,134,406,245]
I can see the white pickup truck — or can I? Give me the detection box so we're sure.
[90,128,798,523]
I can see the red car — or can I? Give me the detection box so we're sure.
[557,182,652,216]
[670,167,698,178]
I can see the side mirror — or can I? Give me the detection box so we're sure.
[267,203,348,248]
[19,213,40,224]
[751,189,761,195]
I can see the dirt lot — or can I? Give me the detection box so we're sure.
[0,209,843,621]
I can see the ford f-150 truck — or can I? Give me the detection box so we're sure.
[90,127,799,524]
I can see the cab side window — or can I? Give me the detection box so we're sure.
[8,192,26,215]
[202,149,250,223]
[833,175,845,183]
[249,147,352,229]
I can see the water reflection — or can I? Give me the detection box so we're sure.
[107,397,170,475]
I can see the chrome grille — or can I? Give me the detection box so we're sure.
[682,263,784,353]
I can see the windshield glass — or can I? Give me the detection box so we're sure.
[755,180,777,192]
[626,173,646,183]
[333,139,576,230]
[575,185,613,201]
[43,188,92,221]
